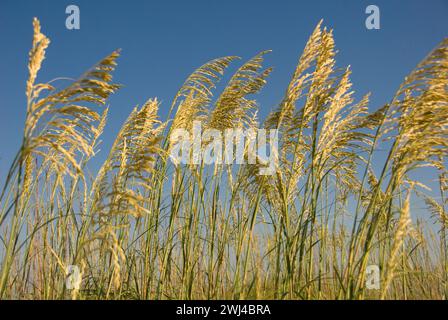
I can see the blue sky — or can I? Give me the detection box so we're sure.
[0,0,447,179]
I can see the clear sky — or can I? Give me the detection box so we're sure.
[0,0,447,179]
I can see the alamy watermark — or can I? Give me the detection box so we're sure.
[365,264,380,290]
[66,5,80,30]
[365,5,380,30]
[65,265,81,290]
[169,121,279,176]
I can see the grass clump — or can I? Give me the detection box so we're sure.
[0,18,447,300]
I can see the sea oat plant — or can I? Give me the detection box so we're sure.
[0,18,447,300]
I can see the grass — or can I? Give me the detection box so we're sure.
[0,18,447,300]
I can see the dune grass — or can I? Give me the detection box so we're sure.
[0,18,447,300]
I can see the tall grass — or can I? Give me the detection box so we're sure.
[0,18,447,300]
